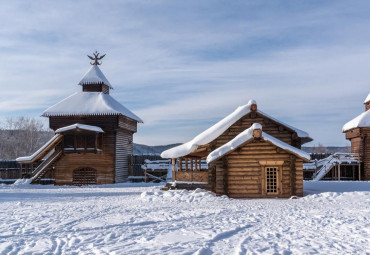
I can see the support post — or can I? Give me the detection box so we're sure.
[179,158,182,171]
[338,164,340,181]
[172,158,176,181]
[352,165,355,180]
[359,163,361,181]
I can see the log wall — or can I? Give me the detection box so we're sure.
[213,112,300,150]
[172,170,208,182]
[115,129,133,182]
[49,116,119,131]
[54,132,115,185]
[48,115,138,184]
[346,127,370,180]
[82,84,110,94]
[212,139,303,198]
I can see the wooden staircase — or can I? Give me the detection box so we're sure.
[30,149,63,183]
[17,134,63,184]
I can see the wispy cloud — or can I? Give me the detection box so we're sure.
[0,1,369,146]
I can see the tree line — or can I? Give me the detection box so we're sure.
[0,117,53,160]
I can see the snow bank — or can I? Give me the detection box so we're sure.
[140,188,223,203]
[55,123,104,133]
[161,100,311,159]
[0,182,369,254]
[304,181,370,195]
[78,65,113,88]
[12,179,32,186]
[342,109,370,131]
[207,123,310,163]
[42,92,143,123]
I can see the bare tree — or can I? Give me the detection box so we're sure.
[311,143,328,154]
[0,117,53,160]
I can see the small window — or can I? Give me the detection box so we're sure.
[64,135,74,149]
[86,135,95,149]
[266,167,278,194]
[76,135,85,149]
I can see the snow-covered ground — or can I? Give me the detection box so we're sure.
[0,181,369,254]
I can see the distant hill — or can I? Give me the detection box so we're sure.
[133,143,350,156]
[302,146,350,154]
[133,143,182,155]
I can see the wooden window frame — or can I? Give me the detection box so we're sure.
[259,161,284,196]
[265,167,279,194]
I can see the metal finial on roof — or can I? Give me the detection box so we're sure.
[87,51,106,65]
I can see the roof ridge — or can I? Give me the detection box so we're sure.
[206,124,310,163]
[78,65,113,89]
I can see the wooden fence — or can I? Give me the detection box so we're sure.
[130,155,163,176]
[310,153,332,160]
[0,155,164,180]
[0,161,21,179]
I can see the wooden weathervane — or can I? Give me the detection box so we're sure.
[87,51,106,65]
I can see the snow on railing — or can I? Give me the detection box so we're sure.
[141,159,171,171]
[141,159,172,182]
[312,153,360,181]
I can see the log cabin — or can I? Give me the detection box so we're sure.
[342,93,370,180]
[17,53,143,185]
[161,100,312,198]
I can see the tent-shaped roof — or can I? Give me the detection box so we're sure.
[364,92,370,104]
[78,65,113,89]
[342,110,370,132]
[42,92,143,123]
[207,123,310,164]
[161,100,311,159]
[55,123,104,133]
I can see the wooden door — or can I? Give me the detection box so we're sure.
[73,167,97,185]
[265,167,280,194]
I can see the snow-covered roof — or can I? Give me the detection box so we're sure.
[161,100,311,159]
[42,92,143,123]
[342,109,370,132]
[16,134,62,162]
[207,123,310,164]
[78,65,113,89]
[55,123,104,133]
[364,93,370,104]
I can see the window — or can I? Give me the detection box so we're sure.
[86,135,95,149]
[64,135,74,149]
[63,134,101,152]
[266,167,278,194]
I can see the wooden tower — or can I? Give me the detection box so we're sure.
[17,52,142,185]
[343,93,370,180]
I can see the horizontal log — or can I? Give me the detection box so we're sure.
[228,179,260,184]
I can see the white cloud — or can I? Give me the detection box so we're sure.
[0,1,369,146]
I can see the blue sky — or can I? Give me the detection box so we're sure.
[0,1,369,146]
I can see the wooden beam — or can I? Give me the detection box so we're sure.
[338,164,340,181]
[172,158,176,172]
[352,165,355,180]
[359,163,361,181]
[179,158,182,171]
